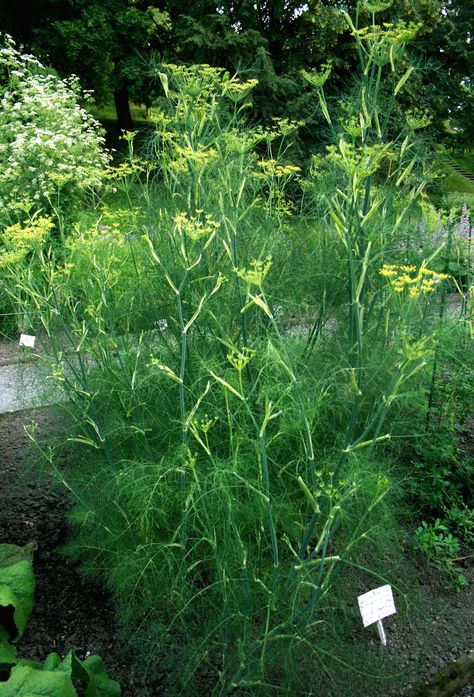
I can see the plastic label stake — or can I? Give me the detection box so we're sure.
[357,584,396,646]
[19,334,36,348]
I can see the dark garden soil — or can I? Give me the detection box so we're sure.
[1,405,473,696]
[0,334,49,366]
[0,407,165,696]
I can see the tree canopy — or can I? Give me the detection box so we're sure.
[0,0,472,144]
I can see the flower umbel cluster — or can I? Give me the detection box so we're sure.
[227,347,256,372]
[174,211,220,241]
[222,77,258,102]
[256,160,301,178]
[0,216,53,268]
[380,264,450,297]
[192,414,218,434]
[235,257,272,287]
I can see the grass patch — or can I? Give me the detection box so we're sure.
[447,150,474,174]
[89,102,150,125]
[441,168,474,196]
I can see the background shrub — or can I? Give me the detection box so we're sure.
[0,35,109,229]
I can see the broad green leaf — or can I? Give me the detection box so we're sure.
[59,651,120,697]
[82,654,121,697]
[0,662,76,696]
[0,543,36,570]
[0,651,121,697]
[0,542,36,641]
[42,652,62,672]
[0,627,17,672]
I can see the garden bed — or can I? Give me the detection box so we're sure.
[1,404,472,696]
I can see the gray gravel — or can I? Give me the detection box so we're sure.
[0,361,61,413]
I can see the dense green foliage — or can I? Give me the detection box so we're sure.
[0,542,36,644]
[0,8,472,695]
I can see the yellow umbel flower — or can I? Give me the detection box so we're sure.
[174,212,220,241]
[256,160,301,177]
[380,264,449,297]
[192,414,218,435]
[235,256,272,287]
[0,216,53,268]
[227,347,256,372]
[3,217,53,247]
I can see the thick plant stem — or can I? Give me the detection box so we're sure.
[176,281,188,441]
[259,434,279,570]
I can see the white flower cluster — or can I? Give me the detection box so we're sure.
[0,36,110,219]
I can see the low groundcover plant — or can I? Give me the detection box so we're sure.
[0,542,120,696]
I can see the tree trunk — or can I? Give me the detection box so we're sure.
[113,87,133,132]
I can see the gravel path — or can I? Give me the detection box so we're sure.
[0,335,73,413]
[0,335,55,413]
[0,362,57,413]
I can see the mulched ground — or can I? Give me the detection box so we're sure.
[0,406,473,696]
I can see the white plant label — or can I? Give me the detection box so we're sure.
[19,334,36,348]
[357,584,396,628]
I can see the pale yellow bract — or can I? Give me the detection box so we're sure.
[227,347,256,372]
[234,256,272,287]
